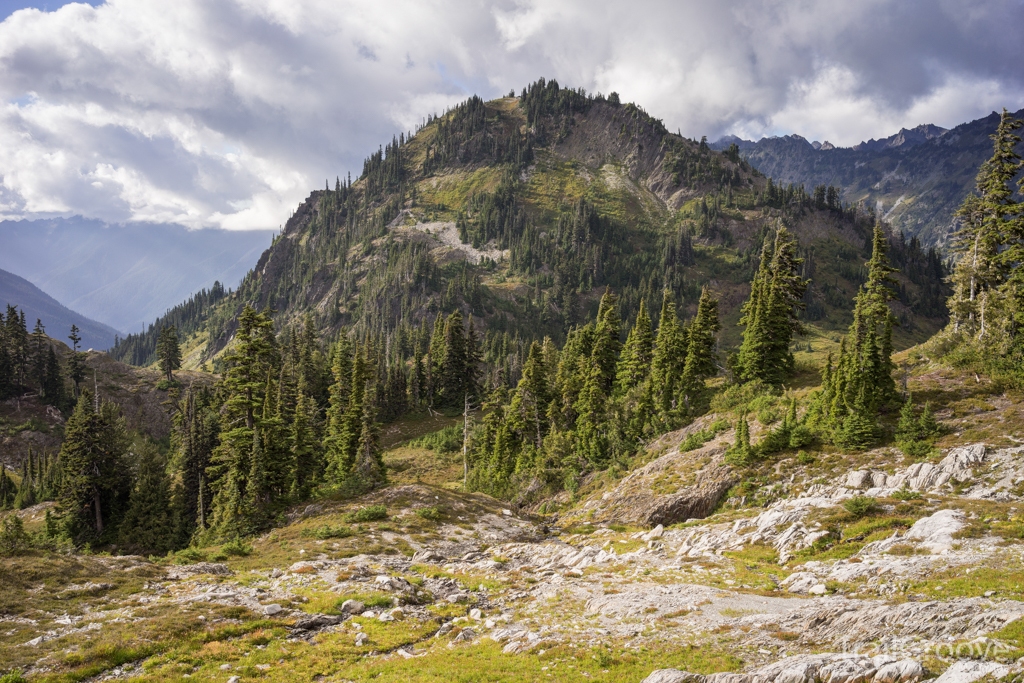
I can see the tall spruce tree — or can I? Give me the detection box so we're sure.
[58,390,130,540]
[736,226,808,387]
[157,326,182,382]
[119,441,175,556]
[814,224,899,449]
[615,298,653,395]
[946,109,1023,375]
[650,291,687,417]
[679,286,721,413]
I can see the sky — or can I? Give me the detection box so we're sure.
[0,0,1022,232]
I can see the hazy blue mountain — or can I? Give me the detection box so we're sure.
[712,109,1024,249]
[0,218,272,333]
[0,268,121,350]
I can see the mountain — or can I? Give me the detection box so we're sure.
[0,218,272,334]
[0,268,121,350]
[711,109,1024,249]
[109,79,948,369]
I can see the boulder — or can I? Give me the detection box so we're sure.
[585,440,735,526]
[641,671,706,683]
[904,509,965,553]
[931,660,1008,683]
[873,660,923,683]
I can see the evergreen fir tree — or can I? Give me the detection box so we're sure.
[615,298,653,395]
[439,310,468,407]
[57,390,130,540]
[290,381,320,498]
[156,326,182,382]
[119,441,175,556]
[945,109,1023,375]
[737,226,808,387]
[67,325,86,398]
[679,286,721,412]
[591,289,622,394]
[352,395,386,491]
[650,291,686,417]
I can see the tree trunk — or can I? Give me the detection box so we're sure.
[93,487,103,534]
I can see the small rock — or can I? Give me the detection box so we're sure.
[361,610,377,618]
[270,568,282,578]
[452,627,477,643]
[219,663,232,670]
[435,622,455,637]
[263,604,283,616]
[808,584,827,595]
[469,608,483,621]
[484,619,496,629]
[984,591,996,598]
[227,677,240,683]
[355,632,369,646]
[340,599,365,614]
[378,612,394,622]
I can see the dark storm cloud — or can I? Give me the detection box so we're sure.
[0,0,1020,229]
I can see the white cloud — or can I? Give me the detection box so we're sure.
[0,0,1020,229]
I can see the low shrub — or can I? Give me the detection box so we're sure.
[345,505,387,523]
[0,515,32,556]
[221,538,252,557]
[416,506,443,521]
[306,524,354,539]
[843,495,879,519]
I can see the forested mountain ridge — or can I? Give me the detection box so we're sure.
[712,108,1024,250]
[110,80,948,372]
[0,268,120,350]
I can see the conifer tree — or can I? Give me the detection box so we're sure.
[650,291,686,417]
[737,226,808,387]
[58,390,130,540]
[508,341,549,448]
[67,325,86,398]
[615,298,653,395]
[119,441,175,556]
[945,109,1023,373]
[439,310,468,407]
[174,384,216,543]
[157,326,182,382]
[591,289,622,394]
[813,224,899,449]
[679,286,721,412]
[290,381,320,498]
[352,395,386,491]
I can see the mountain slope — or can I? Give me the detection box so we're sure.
[110,80,949,369]
[0,268,121,350]
[713,109,1024,249]
[0,218,272,333]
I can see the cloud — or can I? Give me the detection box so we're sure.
[0,0,1021,230]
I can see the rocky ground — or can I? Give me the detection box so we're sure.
[7,435,1024,682]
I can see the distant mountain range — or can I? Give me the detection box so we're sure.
[0,268,121,350]
[0,218,272,334]
[712,109,1024,249]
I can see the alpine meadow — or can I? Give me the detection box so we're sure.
[2,63,1024,683]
